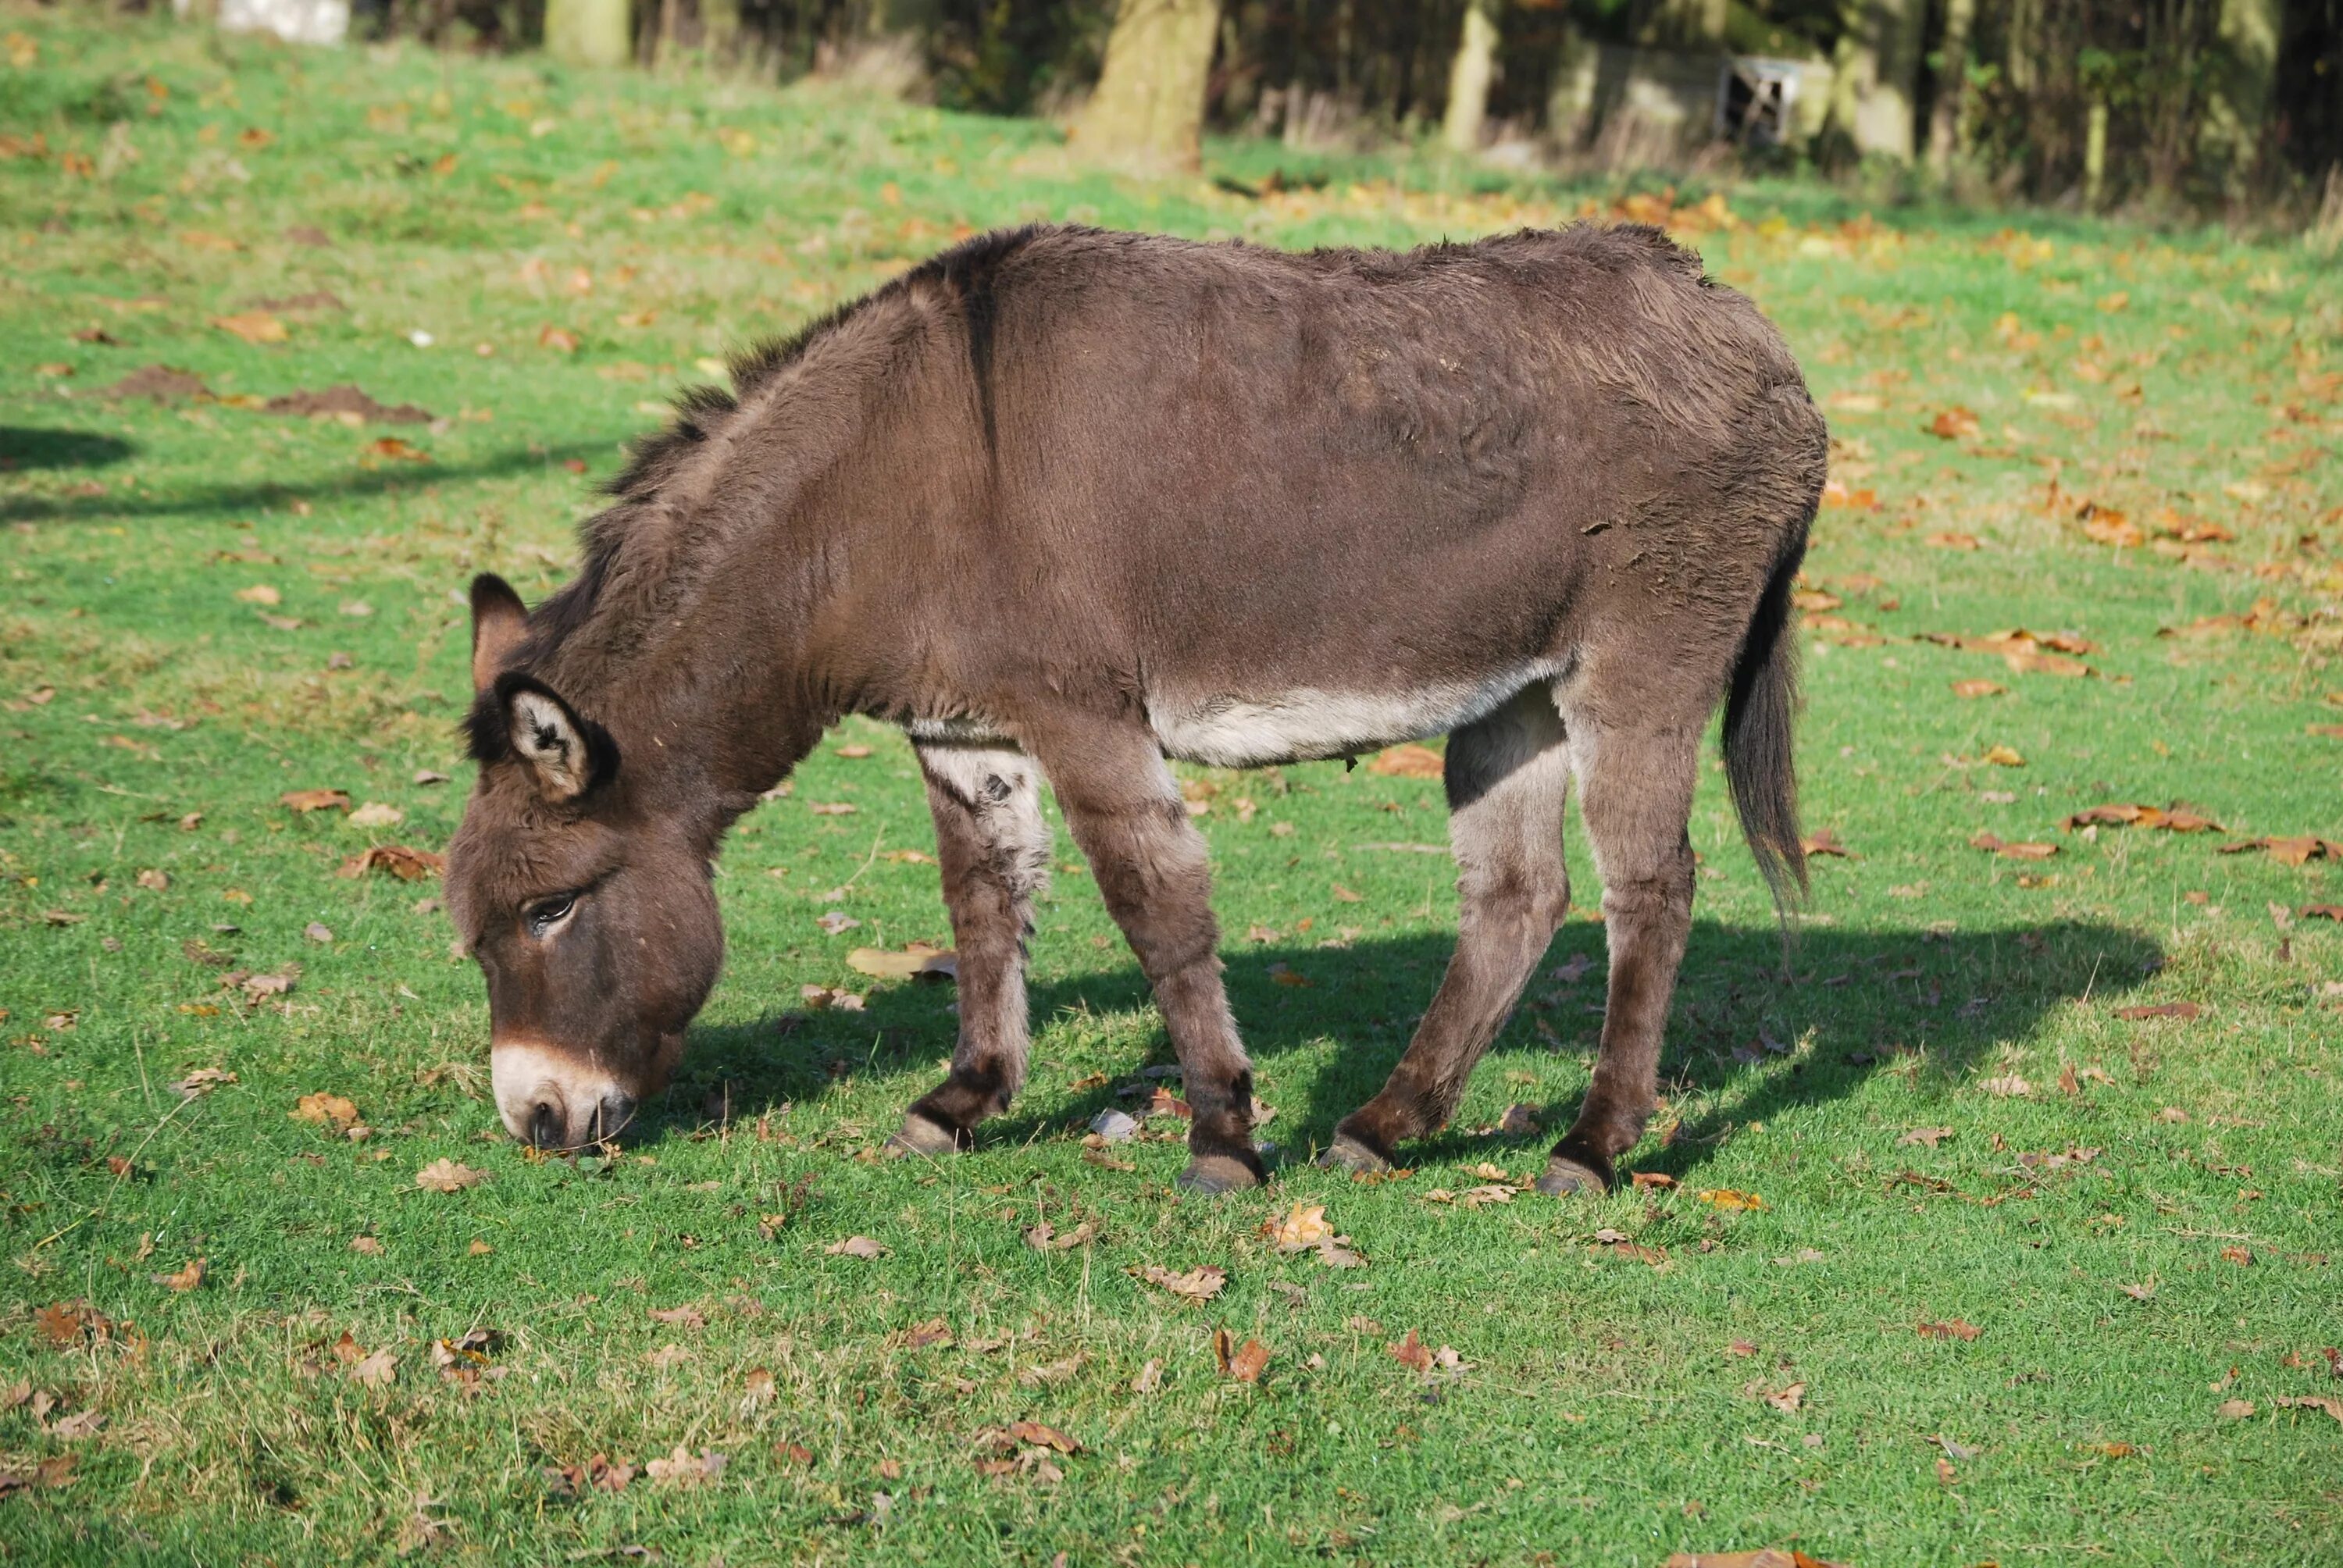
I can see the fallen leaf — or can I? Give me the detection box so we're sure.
[1799,828,1851,858]
[1928,406,1981,440]
[152,1257,206,1292]
[351,1348,396,1388]
[1261,1203,1335,1253]
[1023,1218,1098,1252]
[291,1092,361,1129]
[1899,1127,1953,1148]
[2275,1395,2343,1424]
[1970,831,2058,860]
[1364,743,1445,779]
[2216,1398,2256,1420]
[1630,1171,1676,1190]
[280,788,351,813]
[1918,1318,1981,1341]
[826,1235,886,1259]
[644,1445,727,1487]
[2114,1003,2201,1021]
[1129,1263,1225,1301]
[1926,531,1982,551]
[845,943,956,981]
[415,1159,487,1193]
[336,844,444,880]
[1697,1188,1766,1211]
[2220,1245,2253,1266]
[1212,1329,1271,1384]
[815,910,861,935]
[212,311,287,344]
[1952,679,2006,699]
[348,801,405,829]
[902,1318,953,1350]
[1981,744,2026,767]
[349,1236,383,1255]
[1979,1074,2032,1097]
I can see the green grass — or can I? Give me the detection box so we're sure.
[5,9,2342,1563]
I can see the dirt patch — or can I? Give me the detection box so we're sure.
[263,386,434,424]
[96,365,212,403]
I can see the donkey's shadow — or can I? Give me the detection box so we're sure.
[658,916,2161,1181]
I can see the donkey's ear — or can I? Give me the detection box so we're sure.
[500,679,612,802]
[469,574,530,693]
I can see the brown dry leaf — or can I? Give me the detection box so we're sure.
[1023,1219,1098,1252]
[902,1317,953,1350]
[644,1445,727,1487]
[1662,1551,1846,1568]
[1899,1127,1953,1148]
[1261,1203,1335,1253]
[1918,1318,1981,1341]
[1969,831,2057,860]
[1698,1188,1766,1212]
[351,1348,397,1388]
[2216,1398,2256,1420]
[1952,679,2006,699]
[2275,1395,2343,1425]
[2114,1002,2201,1021]
[415,1159,487,1194]
[1925,531,1982,551]
[1630,1171,1677,1191]
[648,1305,705,1328]
[280,788,351,813]
[1496,1102,1542,1135]
[349,1236,383,1255]
[336,845,444,880]
[2220,836,2343,864]
[166,1066,238,1099]
[152,1257,206,1292]
[1212,1329,1271,1384]
[1928,406,1981,440]
[1799,828,1851,858]
[1981,744,2027,767]
[212,311,287,344]
[291,1092,361,1130]
[2063,803,2224,833]
[826,1235,887,1259]
[1000,1420,1081,1454]
[1365,743,1444,779]
[1979,1074,2032,1097]
[1131,1359,1163,1394]
[1387,1328,1433,1373]
[1762,1381,1806,1413]
[2220,1245,2254,1266]
[1129,1263,1225,1301]
[539,324,580,352]
[845,943,956,982]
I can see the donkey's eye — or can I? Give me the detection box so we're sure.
[526,895,577,937]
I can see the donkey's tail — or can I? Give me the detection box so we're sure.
[1722,529,1810,920]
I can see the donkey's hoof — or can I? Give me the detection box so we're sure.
[1175,1153,1264,1196]
[1535,1153,1613,1197]
[1316,1134,1391,1176]
[884,1113,963,1160]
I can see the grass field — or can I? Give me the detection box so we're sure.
[4,9,2342,1563]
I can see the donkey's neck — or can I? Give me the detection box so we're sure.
[528,287,961,818]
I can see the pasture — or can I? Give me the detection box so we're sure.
[2,11,2340,1563]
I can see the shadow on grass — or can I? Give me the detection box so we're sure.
[0,437,613,524]
[0,426,137,472]
[658,915,2162,1184]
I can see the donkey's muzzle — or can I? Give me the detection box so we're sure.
[493,1040,640,1150]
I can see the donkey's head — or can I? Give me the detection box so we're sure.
[445,574,723,1150]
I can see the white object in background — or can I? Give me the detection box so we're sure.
[212,0,351,47]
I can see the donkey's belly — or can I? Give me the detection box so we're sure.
[1150,663,1561,770]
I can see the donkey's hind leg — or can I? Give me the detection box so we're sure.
[1536,705,1699,1196]
[887,744,1051,1158]
[1322,686,1572,1172]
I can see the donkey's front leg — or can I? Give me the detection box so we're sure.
[1036,724,1264,1195]
[887,745,1051,1157]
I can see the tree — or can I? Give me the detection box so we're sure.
[1075,0,1224,172]
[545,0,630,68]
[1441,0,1500,152]
[2204,0,2281,194]
[1828,0,1924,160]
[1924,0,1976,174]
[1640,0,1728,49]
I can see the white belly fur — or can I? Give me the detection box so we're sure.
[1150,665,1561,769]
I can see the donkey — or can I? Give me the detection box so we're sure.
[446,222,1825,1196]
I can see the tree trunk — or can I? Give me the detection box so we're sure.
[1075,0,1224,172]
[1923,0,1974,174]
[545,0,630,67]
[1640,0,1725,49]
[2205,0,2281,193]
[1440,0,1499,153]
[1830,0,1924,160]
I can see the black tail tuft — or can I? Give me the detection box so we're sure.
[1723,538,1809,921]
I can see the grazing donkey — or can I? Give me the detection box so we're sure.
[447,223,1825,1196]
